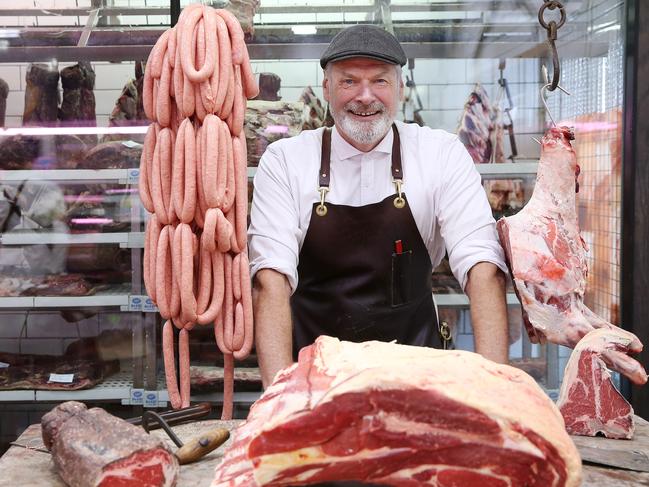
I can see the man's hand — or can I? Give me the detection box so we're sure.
[253,269,294,388]
[465,262,509,364]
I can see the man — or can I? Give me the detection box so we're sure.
[249,25,509,388]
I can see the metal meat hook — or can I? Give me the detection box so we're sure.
[540,65,571,128]
[538,0,566,91]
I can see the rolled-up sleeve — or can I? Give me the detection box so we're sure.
[436,137,508,290]
[248,145,301,292]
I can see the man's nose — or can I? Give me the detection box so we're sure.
[355,82,376,105]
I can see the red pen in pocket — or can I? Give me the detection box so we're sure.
[394,240,403,254]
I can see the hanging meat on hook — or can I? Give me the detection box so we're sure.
[140,2,259,417]
[496,126,646,387]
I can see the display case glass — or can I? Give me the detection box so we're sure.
[0,0,628,450]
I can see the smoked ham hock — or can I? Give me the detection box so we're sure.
[496,126,646,385]
[212,337,581,487]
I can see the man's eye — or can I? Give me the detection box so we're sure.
[376,79,388,85]
[342,79,354,85]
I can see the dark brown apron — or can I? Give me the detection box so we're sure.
[290,124,443,356]
[288,125,444,486]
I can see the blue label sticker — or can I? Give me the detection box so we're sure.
[143,297,158,313]
[144,391,159,408]
[130,388,144,405]
[128,168,140,185]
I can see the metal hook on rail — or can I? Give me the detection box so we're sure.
[538,0,566,92]
[539,65,571,128]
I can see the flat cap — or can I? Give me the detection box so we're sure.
[320,24,407,69]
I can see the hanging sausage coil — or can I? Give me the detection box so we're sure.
[139,3,259,417]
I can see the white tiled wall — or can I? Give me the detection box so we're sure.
[0,56,544,155]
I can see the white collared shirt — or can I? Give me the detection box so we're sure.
[248,120,507,293]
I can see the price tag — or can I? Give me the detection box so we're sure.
[0,362,9,368]
[144,391,159,408]
[49,373,74,383]
[130,388,144,405]
[127,168,140,185]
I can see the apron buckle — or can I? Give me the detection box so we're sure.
[439,320,452,350]
[393,179,406,209]
[316,187,329,216]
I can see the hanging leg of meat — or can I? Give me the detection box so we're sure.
[496,126,647,385]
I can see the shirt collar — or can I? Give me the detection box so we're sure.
[331,124,394,161]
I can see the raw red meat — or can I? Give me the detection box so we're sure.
[557,328,639,439]
[42,401,179,487]
[211,336,581,487]
[496,127,647,384]
[0,351,119,391]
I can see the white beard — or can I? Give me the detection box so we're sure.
[333,101,394,147]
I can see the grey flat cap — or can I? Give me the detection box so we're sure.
[320,24,407,69]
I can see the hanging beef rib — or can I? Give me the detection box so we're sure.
[557,328,642,439]
[496,126,647,384]
[211,336,582,487]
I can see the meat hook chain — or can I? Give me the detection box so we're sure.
[538,0,566,91]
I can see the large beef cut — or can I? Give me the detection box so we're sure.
[59,61,96,125]
[557,328,641,439]
[23,63,59,125]
[42,401,179,487]
[496,127,647,384]
[212,336,581,487]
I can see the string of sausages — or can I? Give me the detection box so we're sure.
[139,3,259,418]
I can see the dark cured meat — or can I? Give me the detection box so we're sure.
[0,135,40,170]
[0,78,8,127]
[59,61,97,125]
[77,141,142,169]
[23,63,59,125]
[135,61,147,121]
[42,402,179,487]
[0,351,119,391]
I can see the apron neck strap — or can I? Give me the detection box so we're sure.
[318,124,403,189]
[390,124,403,180]
[319,127,332,188]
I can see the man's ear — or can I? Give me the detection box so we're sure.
[322,73,331,103]
[399,78,405,102]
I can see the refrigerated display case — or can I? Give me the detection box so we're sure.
[0,0,635,448]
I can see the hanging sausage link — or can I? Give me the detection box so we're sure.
[140,3,259,418]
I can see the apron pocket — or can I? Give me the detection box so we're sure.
[391,250,412,307]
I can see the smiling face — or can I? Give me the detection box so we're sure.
[323,57,404,152]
